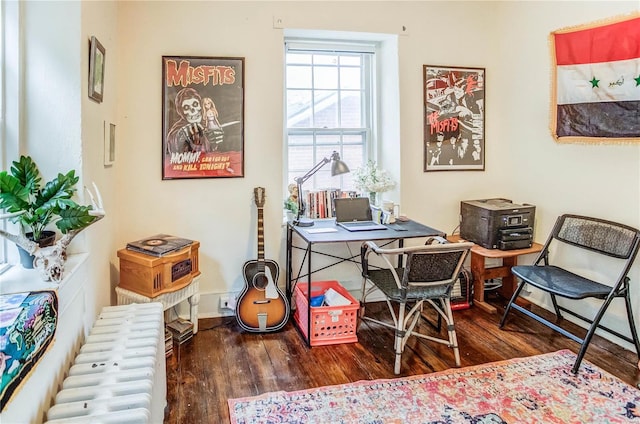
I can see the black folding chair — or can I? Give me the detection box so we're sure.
[500,214,640,373]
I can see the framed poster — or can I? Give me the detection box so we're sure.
[162,56,245,179]
[88,36,105,103]
[423,65,485,172]
[104,121,115,166]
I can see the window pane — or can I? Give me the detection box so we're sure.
[288,145,315,174]
[313,54,337,66]
[343,133,365,147]
[316,145,337,161]
[342,144,365,167]
[288,134,313,145]
[313,169,340,189]
[340,67,361,90]
[339,55,361,66]
[287,89,312,127]
[316,133,340,145]
[286,53,311,65]
[313,90,338,128]
[340,92,362,127]
[286,65,312,89]
[313,66,338,89]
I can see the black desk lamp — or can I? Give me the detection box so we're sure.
[294,151,350,227]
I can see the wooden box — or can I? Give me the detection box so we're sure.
[117,241,200,298]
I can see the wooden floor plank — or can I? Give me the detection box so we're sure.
[165,298,640,423]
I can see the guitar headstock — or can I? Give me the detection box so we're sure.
[254,187,266,208]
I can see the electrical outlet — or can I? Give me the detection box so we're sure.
[220,296,231,309]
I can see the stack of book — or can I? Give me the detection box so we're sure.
[303,189,358,219]
[166,318,194,346]
[165,329,173,358]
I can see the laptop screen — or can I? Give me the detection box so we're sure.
[334,197,373,223]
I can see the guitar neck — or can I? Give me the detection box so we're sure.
[257,206,265,271]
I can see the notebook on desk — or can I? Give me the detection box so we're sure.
[334,197,387,231]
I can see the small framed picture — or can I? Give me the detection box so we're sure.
[423,65,485,172]
[104,122,115,166]
[88,36,105,103]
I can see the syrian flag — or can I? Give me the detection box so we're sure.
[551,15,640,142]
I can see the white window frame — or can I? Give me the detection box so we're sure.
[1,0,22,273]
[284,36,379,193]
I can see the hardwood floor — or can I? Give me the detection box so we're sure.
[164,296,639,423]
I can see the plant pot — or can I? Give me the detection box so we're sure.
[17,231,56,269]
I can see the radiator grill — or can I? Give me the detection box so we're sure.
[45,303,166,424]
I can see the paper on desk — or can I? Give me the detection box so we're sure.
[305,228,338,234]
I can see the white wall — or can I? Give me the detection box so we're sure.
[81,0,120,326]
[0,1,119,422]
[493,1,640,346]
[114,0,640,346]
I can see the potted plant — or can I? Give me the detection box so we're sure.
[352,160,395,206]
[284,183,299,220]
[0,155,99,267]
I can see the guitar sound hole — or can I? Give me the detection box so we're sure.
[252,273,267,290]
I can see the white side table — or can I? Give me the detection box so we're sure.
[115,276,200,334]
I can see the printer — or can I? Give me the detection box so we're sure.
[460,198,535,250]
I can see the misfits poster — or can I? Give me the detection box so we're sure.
[423,65,485,172]
[162,56,244,179]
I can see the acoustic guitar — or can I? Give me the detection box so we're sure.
[235,187,290,332]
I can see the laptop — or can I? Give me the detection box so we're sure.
[334,197,388,232]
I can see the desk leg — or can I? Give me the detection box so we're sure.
[286,226,293,301]
[188,293,200,334]
[470,253,498,314]
[306,243,312,347]
[498,257,531,309]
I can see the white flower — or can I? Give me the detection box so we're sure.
[353,161,395,193]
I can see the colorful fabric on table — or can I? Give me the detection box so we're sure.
[0,290,58,410]
[551,14,640,143]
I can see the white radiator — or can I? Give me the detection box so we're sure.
[45,303,166,424]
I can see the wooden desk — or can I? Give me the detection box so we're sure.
[448,235,543,314]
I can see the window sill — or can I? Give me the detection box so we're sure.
[1,254,89,313]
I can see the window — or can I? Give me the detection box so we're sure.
[285,38,378,193]
[0,3,7,272]
[1,1,21,273]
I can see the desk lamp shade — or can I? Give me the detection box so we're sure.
[294,151,350,227]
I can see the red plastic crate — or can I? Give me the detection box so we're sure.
[293,281,359,346]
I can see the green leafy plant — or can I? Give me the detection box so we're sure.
[0,155,97,242]
[284,198,298,215]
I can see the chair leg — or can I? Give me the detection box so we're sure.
[572,294,616,374]
[550,294,562,318]
[443,298,461,367]
[499,280,526,328]
[358,278,367,329]
[394,302,407,374]
[624,287,640,358]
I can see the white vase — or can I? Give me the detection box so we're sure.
[285,210,294,221]
[369,192,378,206]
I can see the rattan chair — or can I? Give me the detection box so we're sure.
[500,214,640,373]
[359,238,472,374]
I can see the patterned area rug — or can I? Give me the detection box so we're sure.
[228,350,640,423]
